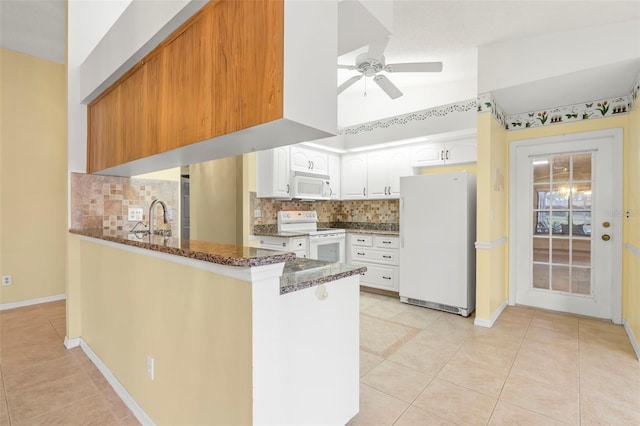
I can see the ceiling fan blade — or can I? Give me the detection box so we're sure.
[373,75,402,99]
[385,62,443,73]
[338,75,362,94]
[337,64,356,70]
[366,36,389,60]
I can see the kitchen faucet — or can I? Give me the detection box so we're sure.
[149,199,169,236]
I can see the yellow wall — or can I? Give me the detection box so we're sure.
[74,236,253,424]
[0,48,67,304]
[475,113,509,321]
[242,152,258,247]
[190,156,242,245]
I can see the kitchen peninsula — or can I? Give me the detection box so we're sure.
[67,228,363,425]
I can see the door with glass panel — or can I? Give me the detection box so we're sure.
[513,134,620,320]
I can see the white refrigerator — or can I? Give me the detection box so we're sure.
[399,171,476,317]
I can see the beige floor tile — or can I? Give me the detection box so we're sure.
[3,354,82,395]
[49,317,67,339]
[413,378,497,426]
[359,293,384,311]
[522,326,579,356]
[437,355,510,397]
[101,385,135,421]
[509,347,579,392]
[500,375,580,425]
[361,298,406,320]
[394,405,456,426]
[488,400,567,426]
[529,311,579,336]
[360,315,419,357]
[1,339,70,371]
[12,394,117,426]
[118,414,142,425]
[361,360,433,403]
[346,383,408,426]
[389,306,443,329]
[7,371,98,423]
[580,362,640,414]
[1,322,61,353]
[37,300,66,318]
[0,306,44,332]
[581,392,640,426]
[454,337,520,370]
[387,337,459,375]
[360,350,384,378]
[0,376,8,426]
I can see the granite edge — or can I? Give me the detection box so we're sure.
[280,266,367,295]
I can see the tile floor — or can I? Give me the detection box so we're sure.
[0,300,139,425]
[350,292,640,425]
[1,296,639,425]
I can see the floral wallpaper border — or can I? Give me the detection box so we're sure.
[338,99,477,135]
[480,71,640,131]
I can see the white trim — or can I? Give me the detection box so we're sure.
[474,237,508,250]
[76,235,285,283]
[508,128,623,324]
[64,336,81,349]
[0,294,66,311]
[474,300,508,328]
[80,339,155,426]
[623,320,640,362]
[626,242,640,258]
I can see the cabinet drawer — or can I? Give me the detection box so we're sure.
[291,237,307,250]
[374,236,399,249]
[353,262,398,291]
[350,234,373,246]
[350,247,398,265]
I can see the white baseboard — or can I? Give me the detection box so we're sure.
[623,319,640,362]
[0,294,66,311]
[474,300,508,328]
[64,336,81,349]
[79,339,155,426]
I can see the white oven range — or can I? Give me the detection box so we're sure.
[271,211,345,263]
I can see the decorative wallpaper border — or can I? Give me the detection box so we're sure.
[338,99,477,135]
[477,92,507,128]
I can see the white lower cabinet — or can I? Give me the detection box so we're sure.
[257,235,308,258]
[347,233,399,291]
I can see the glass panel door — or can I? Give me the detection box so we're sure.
[531,153,592,296]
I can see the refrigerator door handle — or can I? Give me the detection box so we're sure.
[400,197,404,248]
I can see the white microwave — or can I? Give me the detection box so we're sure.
[290,172,331,200]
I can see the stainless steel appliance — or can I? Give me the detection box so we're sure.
[277,211,345,263]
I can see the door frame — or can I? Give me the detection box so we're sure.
[508,128,623,323]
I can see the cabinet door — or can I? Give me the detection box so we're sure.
[411,143,445,167]
[272,146,291,196]
[290,146,313,173]
[386,148,411,197]
[256,147,290,198]
[341,154,368,199]
[366,151,388,199]
[308,151,328,174]
[328,153,341,200]
[445,138,477,165]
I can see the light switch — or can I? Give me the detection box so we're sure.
[128,207,143,221]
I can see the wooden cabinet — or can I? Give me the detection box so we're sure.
[411,137,476,168]
[328,153,341,200]
[341,154,368,200]
[347,233,400,292]
[256,146,291,198]
[290,146,329,175]
[87,0,284,173]
[366,148,411,199]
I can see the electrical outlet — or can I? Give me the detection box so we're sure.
[128,207,144,221]
[147,355,154,380]
[2,275,11,286]
[254,209,262,218]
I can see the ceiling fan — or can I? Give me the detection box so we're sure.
[337,37,443,99]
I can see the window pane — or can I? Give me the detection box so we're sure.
[572,183,592,210]
[533,263,549,289]
[552,156,571,181]
[551,184,570,209]
[571,212,592,236]
[533,158,550,183]
[572,267,591,294]
[551,238,570,264]
[552,265,570,292]
[573,153,592,181]
[572,240,591,267]
[533,185,551,209]
[551,212,570,235]
[533,212,551,235]
[533,238,549,262]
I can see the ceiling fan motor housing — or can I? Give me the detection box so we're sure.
[355,52,385,77]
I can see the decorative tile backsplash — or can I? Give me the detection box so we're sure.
[250,192,399,233]
[70,173,179,236]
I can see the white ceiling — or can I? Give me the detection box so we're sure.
[1,0,639,129]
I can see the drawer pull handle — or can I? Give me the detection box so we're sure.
[383,276,391,280]
[383,255,392,259]
[357,252,365,256]
[360,272,366,276]
[382,241,391,244]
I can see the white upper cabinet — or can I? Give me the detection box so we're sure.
[328,153,341,200]
[341,154,368,200]
[256,146,291,198]
[367,148,411,199]
[290,146,329,175]
[411,137,477,167]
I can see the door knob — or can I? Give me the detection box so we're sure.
[601,234,611,241]
[602,221,610,228]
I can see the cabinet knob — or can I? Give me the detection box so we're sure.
[383,255,392,259]
[357,252,365,256]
